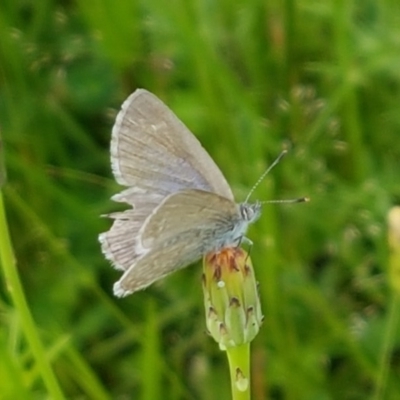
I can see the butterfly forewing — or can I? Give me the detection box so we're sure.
[114,232,207,296]
[140,189,239,249]
[114,190,240,297]
[111,89,233,199]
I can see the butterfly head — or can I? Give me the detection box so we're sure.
[239,201,262,224]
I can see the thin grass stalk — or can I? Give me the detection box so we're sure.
[0,191,65,399]
[374,207,400,399]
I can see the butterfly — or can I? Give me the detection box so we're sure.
[99,89,264,297]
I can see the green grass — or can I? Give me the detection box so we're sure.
[1,0,400,398]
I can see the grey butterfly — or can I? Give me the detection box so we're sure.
[99,89,262,297]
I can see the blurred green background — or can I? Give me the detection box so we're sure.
[1,0,400,399]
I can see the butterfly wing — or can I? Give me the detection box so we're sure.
[114,189,240,297]
[139,189,239,249]
[99,192,160,272]
[100,89,234,272]
[111,89,233,200]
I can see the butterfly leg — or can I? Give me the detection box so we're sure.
[235,235,252,251]
[235,236,253,262]
[240,236,253,246]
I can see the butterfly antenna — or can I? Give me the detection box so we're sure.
[261,197,310,205]
[245,149,288,203]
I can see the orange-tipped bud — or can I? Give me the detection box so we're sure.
[202,247,263,350]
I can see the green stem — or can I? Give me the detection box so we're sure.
[0,191,65,399]
[226,344,251,400]
[373,292,400,400]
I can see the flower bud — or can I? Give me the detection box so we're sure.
[388,207,400,293]
[202,247,263,350]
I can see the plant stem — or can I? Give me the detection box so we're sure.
[0,191,65,399]
[226,343,251,400]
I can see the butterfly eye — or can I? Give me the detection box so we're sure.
[240,203,262,223]
[240,204,254,221]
